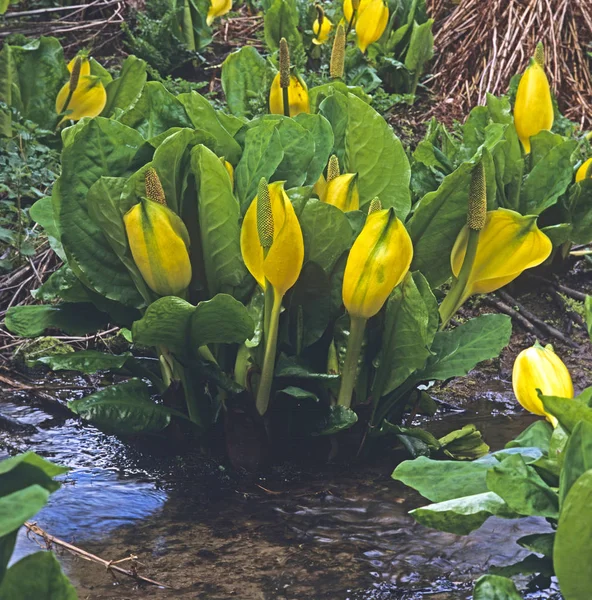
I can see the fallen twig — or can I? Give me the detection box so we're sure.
[24,522,169,589]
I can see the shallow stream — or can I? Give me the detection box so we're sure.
[1,376,562,600]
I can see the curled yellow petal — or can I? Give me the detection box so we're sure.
[55,76,107,123]
[240,182,304,296]
[576,157,592,182]
[207,0,232,25]
[269,73,310,117]
[323,173,359,212]
[356,0,389,53]
[512,343,573,427]
[313,15,333,45]
[123,198,192,297]
[514,52,554,154]
[451,208,552,297]
[343,208,413,319]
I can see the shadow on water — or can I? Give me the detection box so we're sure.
[0,375,562,600]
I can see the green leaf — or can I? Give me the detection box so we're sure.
[374,272,436,397]
[68,379,174,434]
[0,485,49,538]
[5,304,108,337]
[275,354,339,380]
[564,179,592,245]
[263,0,303,56]
[405,19,434,92]
[189,144,249,296]
[235,120,284,211]
[31,350,133,374]
[472,575,523,600]
[308,81,371,114]
[410,491,517,535]
[29,197,66,261]
[0,452,67,500]
[294,113,334,186]
[520,139,577,215]
[102,55,147,118]
[311,405,358,436]
[319,94,411,217]
[221,46,276,118]
[505,420,553,452]
[0,551,78,600]
[178,91,242,163]
[32,265,92,303]
[416,314,512,382]
[486,454,559,518]
[586,295,592,341]
[190,294,254,348]
[118,81,192,138]
[0,44,19,136]
[559,420,592,507]
[541,394,592,433]
[132,296,195,355]
[299,200,353,272]
[392,455,491,502]
[554,469,592,600]
[518,532,555,557]
[55,117,146,307]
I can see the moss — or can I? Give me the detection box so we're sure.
[12,336,74,365]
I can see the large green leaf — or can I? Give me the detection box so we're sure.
[190,294,254,348]
[554,469,592,600]
[374,272,436,397]
[0,452,67,497]
[310,405,358,435]
[6,37,68,130]
[118,81,192,139]
[235,120,284,211]
[5,303,108,337]
[319,93,411,217]
[0,44,18,136]
[308,81,371,113]
[410,491,517,535]
[190,144,249,295]
[294,113,334,186]
[29,197,66,261]
[68,379,175,434]
[55,117,146,307]
[416,314,512,382]
[520,139,577,215]
[541,394,592,434]
[221,46,276,118]
[405,19,434,94]
[586,295,592,341]
[31,350,133,374]
[178,91,242,163]
[563,179,592,245]
[486,454,559,518]
[263,0,303,55]
[392,455,491,502]
[0,551,78,600]
[0,485,49,538]
[298,200,354,272]
[559,421,592,507]
[472,575,523,600]
[102,55,147,117]
[505,420,553,453]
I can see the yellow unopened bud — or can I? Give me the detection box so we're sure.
[257,178,274,251]
[323,173,359,212]
[514,43,554,154]
[575,158,592,182]
[279,38,291,89]
[330,24,346,79]
[123,199,192,297]
[368,198,382,214]
[512,342,573,427]
[343,208,413,319]
[145,168,166,205]
[467,162,486,231]
[327,155,340,182]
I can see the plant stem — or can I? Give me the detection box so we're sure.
[256,288,283,415]
[337,316,367,408]
[282,86,290,117]
[346,9,357,35]
[438,228,480,329]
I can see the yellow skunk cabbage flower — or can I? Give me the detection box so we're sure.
[514,43,554,154]
[356,0,389,53]
[512,342,573,427]
[207,0,232,25]
[123,197,192,297]
[451,208,552,299]
[313,5,333,45]
[55,55,106,124]
[269,73,310,117]
[343,207,413,319]
[324,174,360,212]
[241,181,304,296]
[343,0,370,24]
[576,158,592,182]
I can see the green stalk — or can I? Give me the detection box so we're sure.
[337,316,367,408]
[346,8,357,35]
[438,228,480,329]
[256,288,283,415]
[282,86,291,117]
